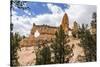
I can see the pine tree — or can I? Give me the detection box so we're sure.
[91,12,96,35]
[10,0,29,10]
[78,24,96,62]
[36,41,51,65]
[40,45,51,64]
[51,26,72,63]
[10,23,21,66]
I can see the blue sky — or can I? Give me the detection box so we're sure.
[12,2,69,17]
[11,1,96,36]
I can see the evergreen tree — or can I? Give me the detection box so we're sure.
[91,12,96,35]
[10,0,29,10]
[78,24,96,62]
[10,23,21,66]
[51,26,72,63]
[36,42,51,65]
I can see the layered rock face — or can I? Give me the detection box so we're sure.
[31,24,58,35]
[19,13,69,47]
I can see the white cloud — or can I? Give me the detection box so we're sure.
[46,3,97,28]
[65,5,96,28]
[47,3,63,14]
[33,13,64,26]
[11,11,33,36]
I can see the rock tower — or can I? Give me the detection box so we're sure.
[61,13,69,32]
